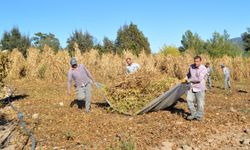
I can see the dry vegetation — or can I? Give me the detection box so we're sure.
[2,45,250,83]
[104,70,179,115]
[0,46,250,149]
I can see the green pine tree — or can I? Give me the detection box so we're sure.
[0,27,31,57]
[115,23,151,55]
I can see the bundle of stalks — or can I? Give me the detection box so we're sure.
[8,49,26,79]
[26,47,41,78]
[0,51,10,87]
[37,45,69,81]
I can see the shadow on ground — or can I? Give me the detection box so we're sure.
[70,99,86,109]
[159,98,190,118]
[0,114,9,126]
[70,98,110,110]
[93,102,110,108]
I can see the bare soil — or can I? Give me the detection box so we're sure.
[1,79,249,150]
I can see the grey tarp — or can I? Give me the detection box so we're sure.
[136,83,190,115]
[103,83,190,115]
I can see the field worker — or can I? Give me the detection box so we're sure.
[67,57,94,113]
[126,58,140,74]
[183,56,207,121]
[221,64,231,89]
[205,63,212,89]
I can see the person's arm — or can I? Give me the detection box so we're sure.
[186,68,191,80]
[126,67,129,74]
[207,68,210,76]
[182,67,191,83]
[210,67,213,74]
[67,71,72,95]
[83,65,94,82]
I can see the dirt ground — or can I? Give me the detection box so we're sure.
[1,79,250,150]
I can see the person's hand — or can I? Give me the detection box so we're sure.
[89,79,94,85]
[181,78,187,83]
[95,82,102,89]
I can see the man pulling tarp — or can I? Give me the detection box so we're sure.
[104,56,207,117]
[182,56,207,121]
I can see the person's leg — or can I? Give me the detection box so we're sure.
[85,84,92,112]
[76,87,85,109]
[77,100,84,109]
[186,90,196,120]
[224,77,229,89]
[70,99,78,108]
[226,78,232,94]
[227,78,231,88]
[195,91,205,120]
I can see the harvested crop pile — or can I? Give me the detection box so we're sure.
[104,70,179,115]
[8,49,26,79]
[0,52,10,87]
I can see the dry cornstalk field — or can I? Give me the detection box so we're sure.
[0,46,250,149]
[1,45,250,83]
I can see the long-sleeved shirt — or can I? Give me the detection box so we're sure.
[186,64,207,92]
[67,64,93,93]
[206,67,212,76]
[126,63,140,74]
[223,67,230,78]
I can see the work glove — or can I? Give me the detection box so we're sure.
[181,78,188,83]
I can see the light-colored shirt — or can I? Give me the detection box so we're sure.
[126,63,140,74]
[68,64,93,93]
[186,64,207,92]
[223,67,230,78]
[206,67,212,76]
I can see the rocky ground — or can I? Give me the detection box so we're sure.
[0,79,249,150]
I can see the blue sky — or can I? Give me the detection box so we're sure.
[0,0,249,52]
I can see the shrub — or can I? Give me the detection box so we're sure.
[159,45,180,57]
